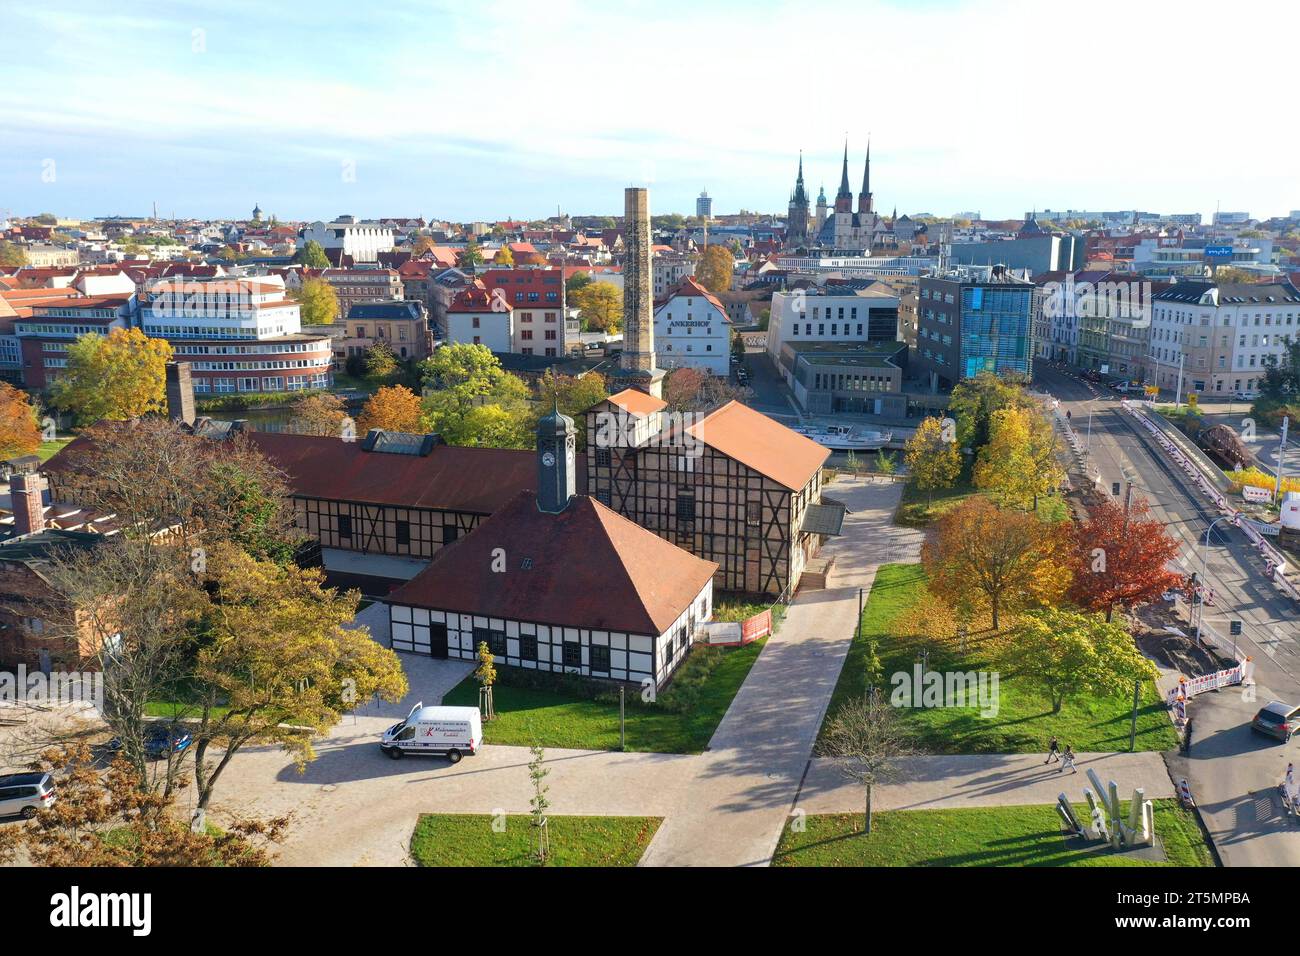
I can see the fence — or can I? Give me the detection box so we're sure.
[702,609,773,647]
[1122,400,1300,602]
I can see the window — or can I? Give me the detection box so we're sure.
[562,642,581,668]
[595,448,611,468]
[442,524,458,545]
[395,520,410,546]
[520,635,538,661]
[676,494,696,521]
[475,628,507,657]
[590,645,610,673]
[337,514,352,539]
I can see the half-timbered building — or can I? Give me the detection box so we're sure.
[384,406,717,688]
[585,388,841,597]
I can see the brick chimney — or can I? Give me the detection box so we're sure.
[165,361,195,425]
[10,471,46,537]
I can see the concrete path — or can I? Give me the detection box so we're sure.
[638,476,923,866]
[797,752,1174,815]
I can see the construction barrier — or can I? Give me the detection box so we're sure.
[1122,401,1300,602]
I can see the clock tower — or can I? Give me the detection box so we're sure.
[536,399,576,514]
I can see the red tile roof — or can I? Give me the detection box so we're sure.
[605,388,667,416]
[386,490,716,635]
[685,401,828,491]
[244,432,559,514]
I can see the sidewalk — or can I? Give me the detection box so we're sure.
[796,752,1174,815]
[638,476,923,867]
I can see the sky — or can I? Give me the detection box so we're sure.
[1,0,1297,223]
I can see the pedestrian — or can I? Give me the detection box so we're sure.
[1045,735,1060,764]
[1287,763,1295,791]
[1059,746,1077,774]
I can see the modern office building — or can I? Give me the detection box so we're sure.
[914,265,1034,391]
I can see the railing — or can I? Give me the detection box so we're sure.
[1122,400,1300,602]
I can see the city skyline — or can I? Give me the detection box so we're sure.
[2,0,1296,223]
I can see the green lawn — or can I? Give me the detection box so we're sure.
[36,437,73,462]
[820,564,1178,754]
[410,814,660,867]
[442,638,766,753]
[774,800,1213,867]
[896,478,1068,527]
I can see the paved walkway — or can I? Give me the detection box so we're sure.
[797,752,1174,815]
[638,476,923,866]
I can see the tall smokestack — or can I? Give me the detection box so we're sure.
[614,187,665,399]
[10,471,46,537]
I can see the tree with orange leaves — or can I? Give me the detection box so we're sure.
[922,496,1072,630]
[1068,496,1185,621]
[357,384,423,433]
[0,382,42,460]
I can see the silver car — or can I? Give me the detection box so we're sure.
[0,772,56,819]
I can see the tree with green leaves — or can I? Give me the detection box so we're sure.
[419,344,532,447]
[292,276,339,324]
[364,340,399,382]
[458,238,484,268]
[294,240,330,269]
[565,270,592,297]
[999,607,1157,713]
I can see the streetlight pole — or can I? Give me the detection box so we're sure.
[1196,515,1233,646]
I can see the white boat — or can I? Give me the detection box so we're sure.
[794,423,892,451]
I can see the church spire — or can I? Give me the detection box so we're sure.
[834,140,853,213]
[858,139,873,215]
[791,150,808,205]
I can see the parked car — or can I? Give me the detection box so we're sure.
[107,723,194,759]
[0,771,56,819]
[1251,700,1300,742]
[1233,390,1257,401]
[381,702,481,763]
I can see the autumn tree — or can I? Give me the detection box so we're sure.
[946,371,1031,452]
[696,245,734,293]
[903,416,961,504]
[186,544,408,813]
[922,496,1072,630]
[0,240,27,267]
[290,391,349,437]
[358,384,423,433]
[662,366,746,412]
[51,327,173,425]
[973,405,1062,509]
[0,382,42,459]
[1068,497,1185,621]
[1211,266,1258,284]
[566,270,592,297]
[999,607,1158,713]
[493,246,514,266]
[10,744,286,867]
[571,280,623,333]
[293,276,339,324]
[364,340,400,381]
[294,239,330,268]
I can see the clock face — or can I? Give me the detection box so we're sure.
[542,451,556,467]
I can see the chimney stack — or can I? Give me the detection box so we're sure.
[166,361,195,425]
[612,187,665,399]
[10,471,47,537]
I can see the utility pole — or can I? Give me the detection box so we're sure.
[1174,353,1185,408]
[1275,415,1289,501]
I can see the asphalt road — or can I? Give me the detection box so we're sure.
[1036,364,1300,865]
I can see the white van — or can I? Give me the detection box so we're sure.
[381,702,482,763]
